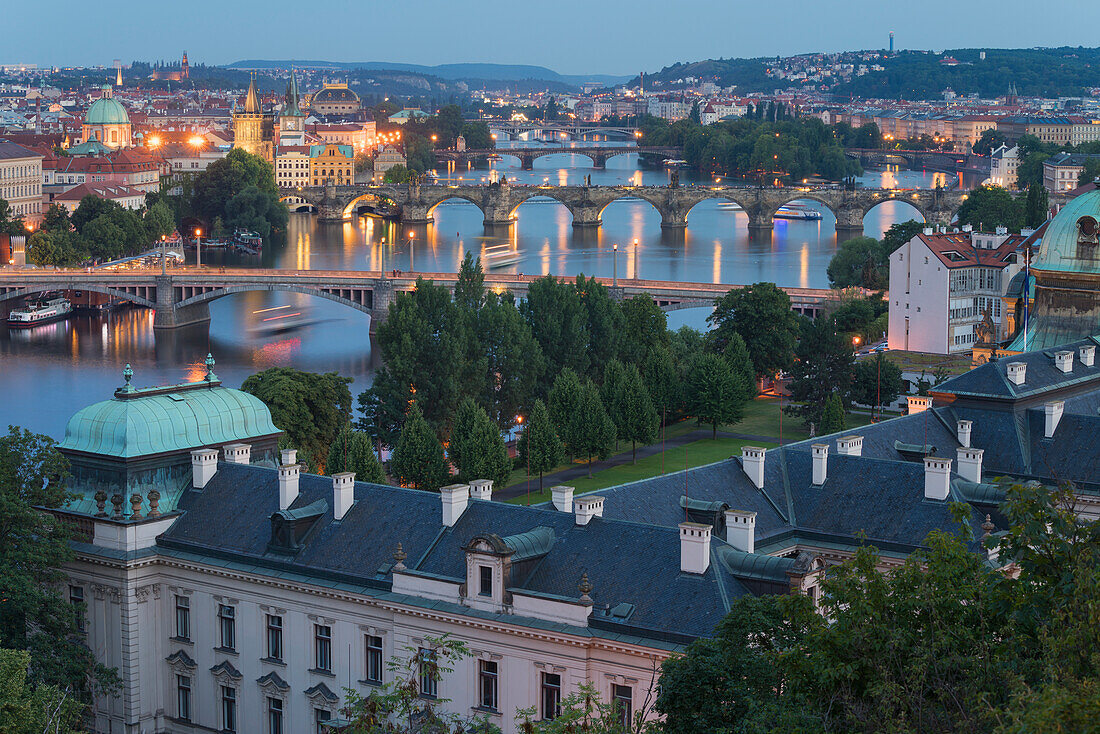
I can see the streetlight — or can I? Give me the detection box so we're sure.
[194,227,202,268]
[612,243,618,288]
[161,234,167,275]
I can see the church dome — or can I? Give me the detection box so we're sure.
[312,83,360,104]
[1033,190,1100,274]
[59,376,280,459]
[86,87,130,126]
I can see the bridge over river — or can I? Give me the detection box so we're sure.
[283,180,974,239]
[433,145,679,170]
[0,268,843,331]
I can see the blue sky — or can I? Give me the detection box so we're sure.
[7,0,1100,76]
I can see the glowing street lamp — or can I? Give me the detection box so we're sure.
[194,227,202,268]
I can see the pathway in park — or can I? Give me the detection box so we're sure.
[497,427,779,503]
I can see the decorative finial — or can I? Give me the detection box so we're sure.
[392,543,407,572]
[578,572,593,605]
[120,363,134,392]
[981,514,995,539]
[130,494,144,521]
[94,489,108,518]
[147,489,161,518]
[110,493,124,520]
[204,353,217,382]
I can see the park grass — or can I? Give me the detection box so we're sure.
[875,350,972,377]
[506,435,778,505]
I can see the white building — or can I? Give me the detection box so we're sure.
[989,144,1019,189]
[274,145,311,189]
[888,226,1030,354]
[1043,152,1100,194]
[0,139,43,226]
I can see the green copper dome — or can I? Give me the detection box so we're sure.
[1033,190,1100,274]
[59,377,280,459]
[85,86,130,126]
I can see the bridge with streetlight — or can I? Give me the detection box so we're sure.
[434,145,680,170]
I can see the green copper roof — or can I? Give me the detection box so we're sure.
[59,372,280,459]
[1033,190,1100,274]
[85,87,130,126]
[67,139,113,156]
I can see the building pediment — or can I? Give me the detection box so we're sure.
[165,650,196,671]
[257,671,290,695]
[210,660,242,685]
[305,682,339,706]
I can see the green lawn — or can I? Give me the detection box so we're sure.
[875,350,972,377]
[506,436,778,505]
[717,396,875,443]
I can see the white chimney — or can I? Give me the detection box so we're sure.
[1006,362,1026,386]
[280,448,297,466]
[836,435,863,457]
[922,226,933,235]
[574,495,604,526]
[1055,350,1074,373]
[1080,344,1096,367]
[278,463,301,510]
[191,449,218,489]
[724,510,756,553]
[956,419,972,448]
[924,456,952,501]
[957,447,984,483]
[551,485,574,513]
[678,522,711,574]
[811,443,829,486]
[440,483,470,527]
[961,224,973,233]
[907,396,932,414]
[995,225,1008,236]
[741,446,766,489]
[222,443,251,465]
[1044,400,1064,438]
[332,472,355,520]
[469,479,493,501]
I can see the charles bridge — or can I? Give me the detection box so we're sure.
[433,145,679,170]
[0,268,843,332]
[281,180,971,238]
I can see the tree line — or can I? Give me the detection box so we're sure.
[23,196,175,267]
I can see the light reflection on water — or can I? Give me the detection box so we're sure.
[2,153,979,438]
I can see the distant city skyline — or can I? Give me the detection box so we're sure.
[6,0,1100,77]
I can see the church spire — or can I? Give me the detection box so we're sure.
[244,72,260,114]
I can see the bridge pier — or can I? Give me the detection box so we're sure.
[317,204,346,222]
[369,277,394,334]
[400,204,434,225]
[659,209,688,229]
[590,154,607,169]
[519,154,535,171]
[571,206,603,228]
[746,209,773,234]
[835,206,865,242]
[153,275,211,330]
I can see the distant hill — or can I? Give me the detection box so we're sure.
[226,60,630,88]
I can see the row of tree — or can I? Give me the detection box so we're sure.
[26,196,175,266]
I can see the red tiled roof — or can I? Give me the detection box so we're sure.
[916,231,1025,268]
[53,182,147,202]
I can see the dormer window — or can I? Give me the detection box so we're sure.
[479,566,493,597]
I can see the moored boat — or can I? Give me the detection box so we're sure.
[7,295,73,328]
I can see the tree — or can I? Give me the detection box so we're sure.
[785,317,855,428]
[25,229,85,267]
[0,428,117,700]
[880,219,925,256]
[827,236,888,290]
[819,392,846,433]
[522,276,590,378]
[241,368,352,471]
[972,127,1007,156]
[722,332,758,405]
[1079,158,1100,187]
[223,184,285,238]
[956,184,1024,233]
[41,204,71,233]
[1024,182,1050,228]
[601,359,628,445]
[617,365,658,462]
[388,402,450,491]
[518,399,564,491]
[325,427,386,484]
[473,291,544,430]
[143,199,176,240]
[618,294,669,367]
[642,345,680,422]
[0,649,86,734]
[1015,151,1049,191]
[576,275,622,380]
[708,283,801,378]
[548,368,583,460]
[382,164,415,184]
[571,380,616,475]
[851,352,904,414]
[685,353,748,439]
[448,398,510,488]
[453,251,485,312]
[190,147,286,234]
[0,198,25,236]
[689,100,701,123]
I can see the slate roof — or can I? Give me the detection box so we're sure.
[935,337,1100,401]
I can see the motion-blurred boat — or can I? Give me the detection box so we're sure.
[773,203,823,220]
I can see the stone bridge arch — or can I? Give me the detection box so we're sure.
[0,284,156,309]
[173,283,374,316]
[860,193,930,224]
[341,189,402,218]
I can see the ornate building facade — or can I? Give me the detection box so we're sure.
[277,70,306,147]
[80,86,132,150]
[232,74,274,161]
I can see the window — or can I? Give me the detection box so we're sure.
[175,595,190,640]
[315,624,332,672]
[221,686,236,732]
[177,675,191,721]
[541,672,561,720]
[479,660,499,711]
[266,615,283,661]
[419,648,437,697]
[69,585,85,633]
[314,707,331,734]
[612,684,632,728]
[479,565,493,597]
[365,635,383,684]
[267,697,283,734]
[218,604,236,651]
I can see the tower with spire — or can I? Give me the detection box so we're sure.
[232,73,274,161]
[278,68,306,146]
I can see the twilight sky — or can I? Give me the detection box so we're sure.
[7,0,1100,76]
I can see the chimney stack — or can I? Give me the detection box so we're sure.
[223,443,251,465]
[278,463,301,510]
[956,419,972,448]
[1055,350,1074,373]
[191,448,218,489]
[907,396,932,414]
[924,456,952,500]
[469,479,493,501]
[957,447,983,483]
[551,485,574,513]
[280,448,297,466]
[741,446,766,489]
[1006,362,1026,386]
[332,472,355,520]
[1044,400,1064,438]
[811,443,829,486]
[678,522,711,574]
[1079,344,1096,367]
[836,435,863,457]
[724,510,756,553]
[440,484,470,527]
[574,495,604,526]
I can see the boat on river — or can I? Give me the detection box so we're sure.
[483,244,520,269]
[773,203,823,220]
[7,294,73,328]
[232,229,263,254]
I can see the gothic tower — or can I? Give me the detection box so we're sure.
[181,52,189,80]
[232,73,274,161]
[278,68,306,146]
